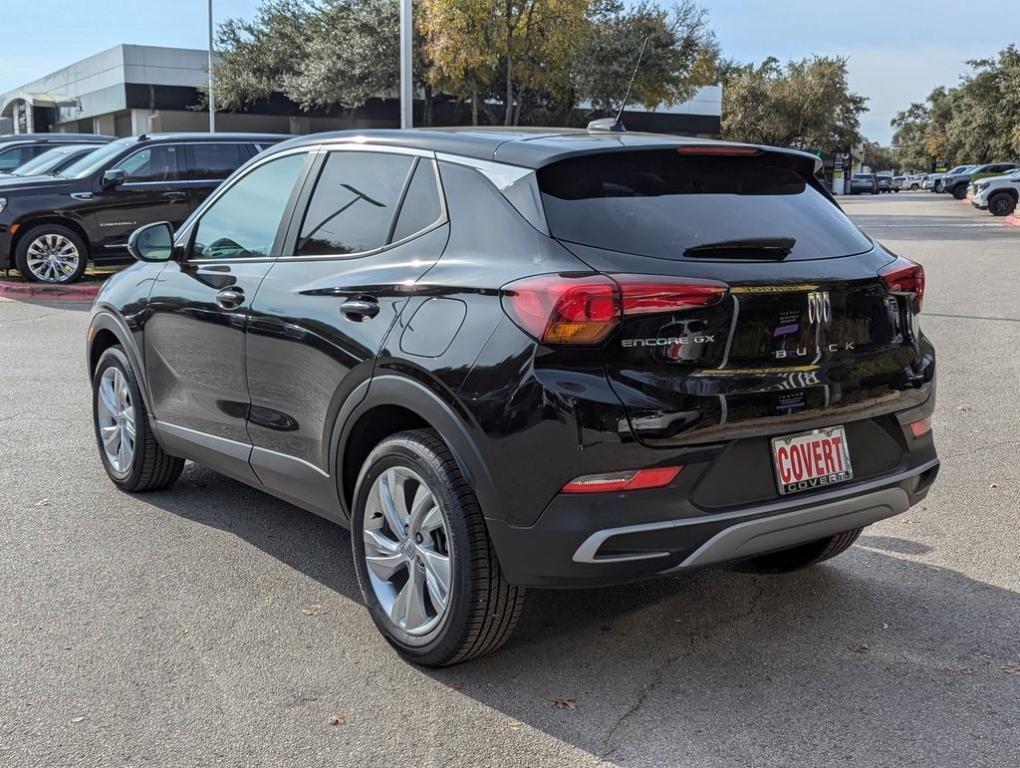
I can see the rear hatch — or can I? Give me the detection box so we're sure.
[536,148,934,451]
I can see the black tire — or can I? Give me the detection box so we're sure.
[739,528,863,574]
[933,181,943,193]
[15,224,88,284]
[92,346,184,492]
[988,191,1017,217]
[951,184,968,200]
[351,429,526,666]
[910,184,919,190]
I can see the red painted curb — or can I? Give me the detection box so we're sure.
[0,279,101,301]
[1005,215,1020,228]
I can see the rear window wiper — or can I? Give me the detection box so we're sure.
[683,237,795,260]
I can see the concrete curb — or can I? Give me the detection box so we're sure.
[0,279,101,301]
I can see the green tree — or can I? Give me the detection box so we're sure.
[861,140,894,173]
[572,0,718,117]
[211,0,312,110]
[890,46,1020,168]
[284,0,399,111]
[722,55,868,155]
[890,101,933,171]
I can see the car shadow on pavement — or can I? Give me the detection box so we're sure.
[148,464,1018,767]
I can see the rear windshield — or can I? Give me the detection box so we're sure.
[537,150,873,261]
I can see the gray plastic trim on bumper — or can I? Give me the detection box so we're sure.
[571,459,938,567]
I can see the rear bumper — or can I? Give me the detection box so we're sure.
[488,442,938,588]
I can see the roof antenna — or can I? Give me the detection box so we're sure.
[588,36,650,133]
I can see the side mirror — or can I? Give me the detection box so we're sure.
[101,169,126,189]
[128,221,175,263]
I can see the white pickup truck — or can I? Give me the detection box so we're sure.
[970,168,1020,216]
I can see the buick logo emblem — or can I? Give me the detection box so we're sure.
[807,291,832,324]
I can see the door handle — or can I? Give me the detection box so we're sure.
[163,191,187,200]
[216,286,245,309]
[340,297,380,321]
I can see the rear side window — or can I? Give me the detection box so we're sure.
[296,151,413,256]
[114,145,180,182]
[538,151,873,261]
[186,143,250,180]
[390,159,443,243]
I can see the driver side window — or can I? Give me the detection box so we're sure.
[191,152,307,261]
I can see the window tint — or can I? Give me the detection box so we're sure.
[538,151,873,261]
[296,151,413,256]
[192,153,306,260]
[390,159,443,243]
[186,143,249,180]
[114,145,180,182]
[0,145,45,172]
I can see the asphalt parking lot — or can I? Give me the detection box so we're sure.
[1,192,1018,768]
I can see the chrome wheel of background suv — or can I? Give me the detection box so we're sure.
[25,233,81,283]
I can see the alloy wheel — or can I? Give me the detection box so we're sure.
[95,366,136,476]
[25,233,81,283]
[362,466,452,636]
[991,196,1014,216]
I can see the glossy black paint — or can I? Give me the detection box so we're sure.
[0,133,285,270]
[88,128,938,588]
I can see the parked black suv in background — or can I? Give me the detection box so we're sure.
[0,132,284,283]
[88,129,938,666]
[0,133,112,174]
[0,143,106,179]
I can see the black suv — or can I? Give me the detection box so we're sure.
[0,133,112,174]
[87,129,938,666]
[0,132,285,283]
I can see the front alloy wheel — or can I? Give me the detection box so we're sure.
[92,345,184,491]
[988,192,1017,217]
[96,365,136,477]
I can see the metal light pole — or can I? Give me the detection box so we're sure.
[207,0,216,132]
[399,0,412,128]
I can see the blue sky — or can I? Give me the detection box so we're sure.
[0,0,1014,144]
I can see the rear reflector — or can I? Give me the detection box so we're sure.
[879,257,925,311]
[908,417,932,438]
[561,466,683,494]
[501,273,728,345]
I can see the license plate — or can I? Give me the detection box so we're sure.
[771,426,853,496]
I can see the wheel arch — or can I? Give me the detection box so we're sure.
[87,310,154,416]
[332,374,502,525]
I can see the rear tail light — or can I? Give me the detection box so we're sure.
[501,273,728,345]
[908,417,932,438]
[561,466,683,494]
[879,257,925,312]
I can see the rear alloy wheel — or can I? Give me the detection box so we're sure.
[738,528,864,573]
[352,429,526,666]
[15,225,88,284]
[988,191,1017,217]
[951,184,968,200]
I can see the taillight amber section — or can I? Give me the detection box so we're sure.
[501,273,728,345]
